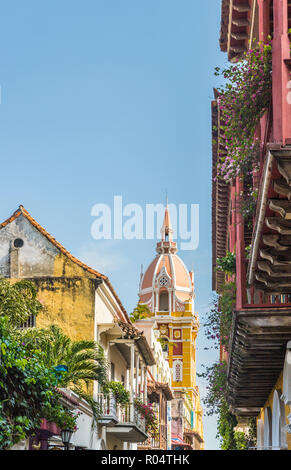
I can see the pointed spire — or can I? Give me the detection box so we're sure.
[156,201,177,254]
[161,203,173,242]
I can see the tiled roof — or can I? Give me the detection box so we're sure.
[0,205,129,323]
[117,320,143,339]
[117,320,156,366]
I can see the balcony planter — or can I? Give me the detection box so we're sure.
[40,419,60,436]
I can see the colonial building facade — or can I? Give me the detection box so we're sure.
[138,205,204,450]
[0,205,155,450]
[212,0,291,450]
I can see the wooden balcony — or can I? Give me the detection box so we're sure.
[228,305,291,416]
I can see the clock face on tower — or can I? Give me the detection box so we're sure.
[159,276,169,287]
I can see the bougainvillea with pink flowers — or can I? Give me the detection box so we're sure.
[215,41,272,183]
[134,398,158,436]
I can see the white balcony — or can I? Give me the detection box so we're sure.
[97,394,118,426]
[106,402,148,443]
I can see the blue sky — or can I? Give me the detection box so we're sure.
[0,1,228,449]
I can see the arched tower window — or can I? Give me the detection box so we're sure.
[173,360,183,382]
[159,291,169,311]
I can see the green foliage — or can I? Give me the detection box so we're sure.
[217,400,238,450]
[0,277,42,326]
[204,283,236,351]
[215,42,272,182]
[43,403,80,431]
[17,324,108,430]
[216,252,236,275]
[0,317,61,449]
[134,398,159,436]
[130,304,152,322]
[17,324,108,389]
[234,431,249,450]
[198,361,228,416]
[103,381,130,406]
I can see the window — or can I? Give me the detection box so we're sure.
[159,291,169,311]
[173,360,183,382]
[159,276,169,287]
[14,238,24,248]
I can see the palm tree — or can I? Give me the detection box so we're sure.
[18,324,108,389]
[17,324,108,424]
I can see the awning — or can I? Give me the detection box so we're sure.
[171,435,192,448]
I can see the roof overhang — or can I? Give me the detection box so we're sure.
[227,306,291,416]
[247,146,291,294]
[220,0,257,62]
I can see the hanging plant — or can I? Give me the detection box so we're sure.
[215,41,272,183]
[103,381,130,406]
[216,252,236,276]
[134,398,158,436]
[43,404,80,432]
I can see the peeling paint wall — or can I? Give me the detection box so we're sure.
[0,214,98,341]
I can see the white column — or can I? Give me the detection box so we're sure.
[155,289,158,313]
[101,425,107,449]
[141,363,144,402]
[136,354,140,397]
[130,343,135,422]
[144,366,148,405]
[107,341,111,380]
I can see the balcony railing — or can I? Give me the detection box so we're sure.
[137,424,168,450]
[116,403,146,434]
[96,393,118,425]
[97,394,146,434]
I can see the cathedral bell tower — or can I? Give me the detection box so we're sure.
[138,204,202,446]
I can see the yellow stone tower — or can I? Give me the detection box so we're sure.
[138,205,204,449]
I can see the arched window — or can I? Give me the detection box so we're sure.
[272,390,287,450]
[263,407,272,449]
[159,291,169,311]
[173,360,183,382]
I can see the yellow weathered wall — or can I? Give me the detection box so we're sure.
[33,252,97,341]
